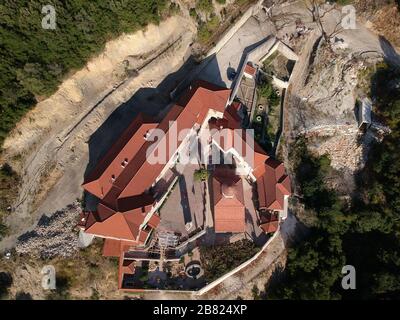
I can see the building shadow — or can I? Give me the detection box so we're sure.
[231,36,275,91]
[83,53,224,210]
[178,176,192,226]
[196,56,228,88]
[173,53,226,95]
[245,208,268,246]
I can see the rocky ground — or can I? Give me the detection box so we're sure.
[0,15,198,252]
[355,0,400,50]
[15,203,81,259]
[1,0,399,300]
[276,2,398,195]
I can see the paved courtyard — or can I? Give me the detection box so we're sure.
[198,15,273,88]
[159,164,207,238]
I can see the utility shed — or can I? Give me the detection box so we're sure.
[358,98,372,131]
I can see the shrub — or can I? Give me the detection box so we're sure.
[189,8,198,18]
[0,272,13,299]
[200,240,259,281]
[258,79,280,106]
[196,0,214,13]
[194,169,209,181]
[197,14,220,44]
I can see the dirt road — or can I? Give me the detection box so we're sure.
[0,15,197,251]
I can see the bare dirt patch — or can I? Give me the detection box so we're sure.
[1,238,124,300]
[0,15,197,251]
[355,1,400,50]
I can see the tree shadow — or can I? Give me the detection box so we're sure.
[378,35,400,70]
[260,263,286,299]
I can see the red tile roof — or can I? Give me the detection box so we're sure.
[102,239,123,257]
[259,220,279,233]
[213,167,245,233]
[85,205,153,242]
[82,80,231,243]
[82,114,157,200]
[118,83,230,201]
[259,212,279,233]
[212,106,290,212]
[138,228,150,243]
[147,214,161,229]
[102,239,136,257]
[121,260,135,275]
[255,158,291,211]
[244,63,257,77]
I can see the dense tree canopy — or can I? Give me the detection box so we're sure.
[0,0,168,146]
[268,64,400,300]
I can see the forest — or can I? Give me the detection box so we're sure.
[0,0,169,146]
[268,63,400,299]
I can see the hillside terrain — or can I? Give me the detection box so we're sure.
[0,0,399,300]
[265,1,400,300]
[0,0,258,300]
[0,0,255,250]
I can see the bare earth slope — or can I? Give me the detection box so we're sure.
[0,15,197,251]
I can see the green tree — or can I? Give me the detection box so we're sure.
[0,0,169,147]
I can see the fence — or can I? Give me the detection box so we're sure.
[195,225,281,296]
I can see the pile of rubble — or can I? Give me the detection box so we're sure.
[15,203,81,259]
[308,132,365,172]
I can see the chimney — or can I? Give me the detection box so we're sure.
[121,158,128,168]
[144,130,150,140]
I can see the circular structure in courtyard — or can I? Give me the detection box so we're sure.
[185,261,204,279]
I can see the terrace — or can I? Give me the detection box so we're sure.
[158,164,208,241]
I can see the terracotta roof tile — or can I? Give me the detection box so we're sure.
[212,167,245,233]
[259,220,279,233]
[209,105,290,212]
[244,63,257,77]
[148,214,161,229]
[121,260,135,275]
[259,212,279,233]
[82,114,157,199]
[102,239,122,257]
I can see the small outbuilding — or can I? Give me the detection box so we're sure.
[358,97,372,131]
[243,63,257,79]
